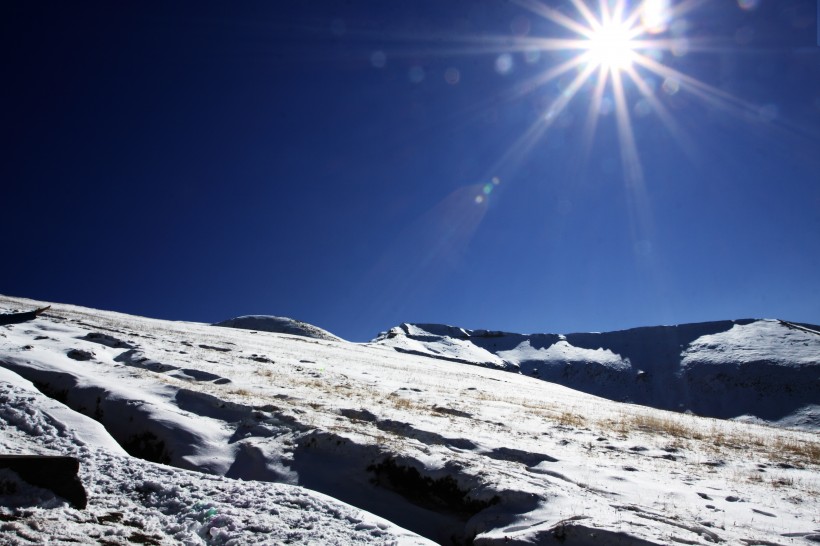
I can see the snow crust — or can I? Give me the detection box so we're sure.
[1,295,819,545]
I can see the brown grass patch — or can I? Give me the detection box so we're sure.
[769,437,820,466]
[386,392,426,412]
[557,410,587,428]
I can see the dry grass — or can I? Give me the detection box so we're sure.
[633,414,702,439]
[770,476,795,488]
[557,410,587,428]
[769,437,820,466]
[386,392,427,412]
[228,387,252,397]
[596,410,820,470]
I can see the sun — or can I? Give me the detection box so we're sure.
[498,0,715,190]
[472,0,733,246]
[584,19,638,71]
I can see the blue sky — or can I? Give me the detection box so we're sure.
[2,1,819,341]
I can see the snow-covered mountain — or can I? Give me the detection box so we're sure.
[214,315,342,342]
[1,295,819,545]
[373,320,820,430]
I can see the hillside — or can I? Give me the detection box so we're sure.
[213,315,342,342]
[1,295,819,545]
[373,320,820,430]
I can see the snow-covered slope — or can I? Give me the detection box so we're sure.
[1,295,819,545]
[213,315,342,342]
[373,320,820,429]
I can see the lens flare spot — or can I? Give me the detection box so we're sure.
[634,98,652,117]
[641,0,672,34]
[444,67,461,85]
[492,176,501,185]
[408,66,425,83]
[524,48,541,64]
[737,0,761,11]
[511,16,531,36]
[475,195,485,204]
[671,38,690,57]
[662,77,680,95]
[370,51,386,68]
[495,53,514,75]
[670,19,689,36]
[645,48,664,62]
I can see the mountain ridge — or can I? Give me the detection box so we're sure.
[372,318,820,430]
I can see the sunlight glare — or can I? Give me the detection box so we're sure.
[585,20,636,71]
[489,0,769,268]
[641,0,672,34]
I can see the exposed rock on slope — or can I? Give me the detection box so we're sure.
[373,319,820,429]
[214,315,342,342]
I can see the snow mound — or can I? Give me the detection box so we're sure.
[373,319,820,429]
[213,315,342,341]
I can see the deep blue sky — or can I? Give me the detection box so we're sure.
[2,1,818,341]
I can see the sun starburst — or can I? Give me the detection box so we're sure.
[465,0,765,248]
[500,0,763,184]
[361,0,767,261]
[586,21,637,71]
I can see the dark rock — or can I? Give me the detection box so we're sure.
[67,349,94,361]
[0,455,87,509]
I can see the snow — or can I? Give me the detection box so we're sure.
[0,366,126,455]
[681,320,819,367]
[1,294,819,545]
[0,354,431,545]
[374,319,820,428]
[213,315,342,342]
[497,339,630,370]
